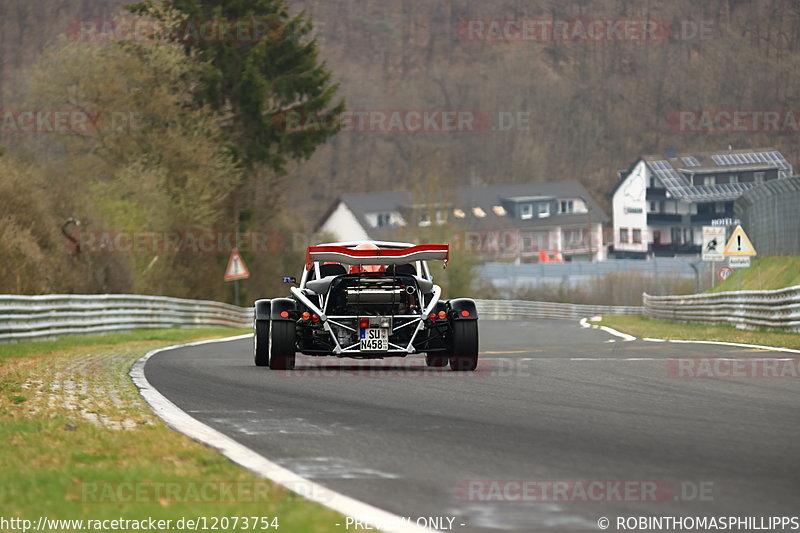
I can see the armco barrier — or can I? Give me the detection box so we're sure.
[644,285,800,332]
[0,294,643,343]
[0,294,253,342]
[475,299,642,320]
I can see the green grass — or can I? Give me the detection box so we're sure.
[0,327,248,360]
[594,315,800,350]
[0,328,347,532]
[708,255,800,292]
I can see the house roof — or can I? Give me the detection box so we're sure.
[316,181,608,236]
[639,147,793,202]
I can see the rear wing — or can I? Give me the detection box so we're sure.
[307,244,449,267]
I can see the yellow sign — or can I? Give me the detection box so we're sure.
[722,225,757,256]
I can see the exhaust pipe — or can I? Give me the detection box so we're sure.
[405,285,416,295]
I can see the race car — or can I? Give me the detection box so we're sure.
[253,241,479,371]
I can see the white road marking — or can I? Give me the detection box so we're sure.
[210,417,333,436]
[130,334,435,533]
[578,318,636,341]
[274,457,399,479]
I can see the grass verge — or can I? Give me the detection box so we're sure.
[708,255,800,292]
[593,315,800,350]
[0,328,346,532]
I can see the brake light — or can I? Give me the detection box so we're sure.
[312,314,321,323]
[359,318,370,329]
[301,311,311,321]
[280,311,289,318]
[461,310,470,317]
[428,313,436,321]
[437,310,447,320]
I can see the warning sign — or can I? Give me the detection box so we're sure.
[224,249,250,281]
[722,225,757,257]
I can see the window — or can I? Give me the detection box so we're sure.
[648,201,659,213]
[729,174,739,184]
[632,229,642,244]
[715,202,725,214]
[418,213,431,227]
[538,203,550,218]
[472,207,486,218]
[376,213,390,228]
[703,176,716,186]
[619,228,629,244]
[453,208,466,218]
[492,205,507,216]
[520,203,533,220]
[558,200,574,214]
[435,210,447,224]
[754,172,765,184]
[562,229,583,247]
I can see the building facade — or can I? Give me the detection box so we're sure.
[316,181,609,262]
[612,148,794,257]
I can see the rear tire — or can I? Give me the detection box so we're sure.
[448,321,479,372]
[425,354,448,367]
[254,320,270,366]
[269,320,296,370]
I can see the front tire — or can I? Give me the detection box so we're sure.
[448,321,479,372]
[254,320,270,366]
[269,320,296,370]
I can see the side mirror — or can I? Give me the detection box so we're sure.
[283,276,297,284]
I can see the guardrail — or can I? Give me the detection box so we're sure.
[0,294,644,343]
[0,294,252,342]
[644,285,800,332]
[475,299,642,320]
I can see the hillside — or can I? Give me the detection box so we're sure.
[2,0,800,301]
[3,0,800,219]
[709,256,800,292]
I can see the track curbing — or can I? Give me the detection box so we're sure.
[129,334,436,533]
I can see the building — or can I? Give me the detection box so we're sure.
[612,147,794,257]
[315,181,608,262]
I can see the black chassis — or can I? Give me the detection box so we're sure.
[255,268,478,359]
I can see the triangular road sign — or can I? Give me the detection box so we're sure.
[722,225,757,256]
[225,249,250,281]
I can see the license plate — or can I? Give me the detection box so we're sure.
[360,328,388,351]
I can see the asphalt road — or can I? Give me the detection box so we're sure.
[145,320,800,532]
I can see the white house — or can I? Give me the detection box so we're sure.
[316,181,608,262]
[611,147,794,257]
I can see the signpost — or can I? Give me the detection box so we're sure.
[225,248,250,306]
[721,225,756,290]
[702,226,726,288]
